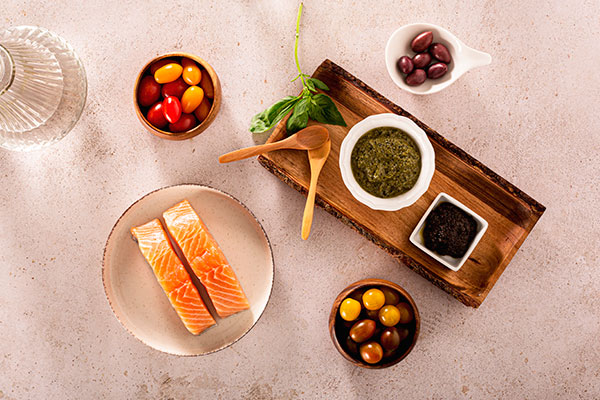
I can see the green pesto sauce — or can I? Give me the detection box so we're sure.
[351,127,421,198]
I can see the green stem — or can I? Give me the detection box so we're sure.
[294,3,306,89]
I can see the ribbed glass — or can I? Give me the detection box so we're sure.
[0,26,87,151]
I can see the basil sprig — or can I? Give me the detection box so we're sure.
[249,3,346,135]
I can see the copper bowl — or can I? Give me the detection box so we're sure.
[133,52,221,140]
[329,278,420,369]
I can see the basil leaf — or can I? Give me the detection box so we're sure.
[250,95,299,133]
[286,96,310,134]
[305,78,316,92]
[308,94,346,126]
[307,77,329,91]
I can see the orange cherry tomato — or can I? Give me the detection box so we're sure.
[162,96,182,124]
[199,71,214,99]
[146,101,168,129]
[161,77,188,98]
[193,97,212,122]
[169,113,197,133]
[182,58,202,86]
[137,76,161,107]
[149,58,175,74]
[181,86,204,113]
[154,63,183,84]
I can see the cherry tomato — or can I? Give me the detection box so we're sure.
[380,287,401,305]
[339,298,361,321]
[378,305,401,327]
[146,101,168,129]
[360,341,383,364]
[380,327,401,351]
[193,97,212,122]
[162,96,182,124]
[182,58,202,86]
[161,77,188,98]
[349,319,376,343]
[200,70,214,98]
[137,76,161,107]
[154,63,183,84]
[362,288,385,311]
[169,113,197,133]
[397,302,414,324]
[150,58,175,74]
[180,86,204,114]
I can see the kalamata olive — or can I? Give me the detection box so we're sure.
[427,62,448,79]
[396,56,414,74]
[411,31,433,53]
[345,335,359,355]
[349,319,376,343]
[380,327,401,351]
[380,287,400,305]
[360,341,383,364]
[405,69,426,86]
[429,43,452,63]
[397,302,414,324]
[412,52,431,69]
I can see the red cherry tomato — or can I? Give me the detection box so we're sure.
[161,77,188,98]
[137,76,161,107]
[146,102,168,129]
[169,113,197,133]
[162,96,182,124]
[149,58,174,74]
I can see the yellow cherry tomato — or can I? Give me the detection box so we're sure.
[181,86,204,113]
[339,298,361,321]
[182,58,202,86]
[362,288,385,311]
[378,305,401,327]
[154,63,183,84]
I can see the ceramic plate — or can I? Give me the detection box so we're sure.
[102,184,274,356]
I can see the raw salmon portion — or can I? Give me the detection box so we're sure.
[131,219,216,335]
[163,200,250,318]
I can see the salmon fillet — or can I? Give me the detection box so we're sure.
[163,200,250,318]
[131,219,216,335]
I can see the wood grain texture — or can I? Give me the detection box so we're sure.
[258,60,545,308]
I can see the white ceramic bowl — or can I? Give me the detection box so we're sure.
[339,113,435,211]
[409,192,488,271]
[385,22,492,95]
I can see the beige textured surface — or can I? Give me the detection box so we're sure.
[1,1,599,399]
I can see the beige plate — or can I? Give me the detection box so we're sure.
[102,184,274,356]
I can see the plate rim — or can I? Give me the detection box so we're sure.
[101,183,275,357]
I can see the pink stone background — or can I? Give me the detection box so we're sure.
[1,1,598,398]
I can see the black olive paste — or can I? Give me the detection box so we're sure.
[423,202,477,258]
[350,127,421,198]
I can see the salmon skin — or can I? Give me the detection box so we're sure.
[163,200,250,318]
[131,219,216,335]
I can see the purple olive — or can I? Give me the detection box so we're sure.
[410,31,433,53]
[412,52,431,69]
[397,56,414,74]
[427,62,448,79]
[405,69,426,86]
[429,43,452,63]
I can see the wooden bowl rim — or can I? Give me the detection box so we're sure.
[133,52,221,141]
[328,278,421,369]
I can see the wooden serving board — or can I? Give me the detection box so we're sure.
[258,60,545,308]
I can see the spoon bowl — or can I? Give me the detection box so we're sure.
[385,23,491,95]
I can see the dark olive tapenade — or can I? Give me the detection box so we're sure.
[351,127,421,198]
[422,202,477,258]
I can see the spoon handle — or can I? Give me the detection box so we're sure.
[219,141,286,163]
[301,167,320,240]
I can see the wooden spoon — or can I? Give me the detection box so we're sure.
[218,126,329,163]
[301,139,331,240]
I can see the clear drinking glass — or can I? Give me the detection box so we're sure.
[0,26,87,151]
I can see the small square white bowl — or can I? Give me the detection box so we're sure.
[409,192,488,271]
